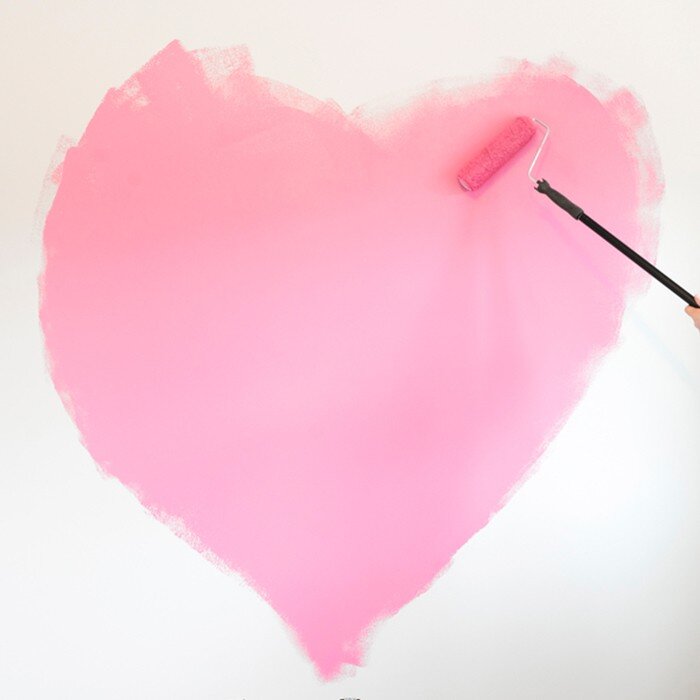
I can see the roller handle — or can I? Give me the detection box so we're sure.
[536,179,584,219]
[535,179,699,309]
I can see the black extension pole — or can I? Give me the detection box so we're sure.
[535,179,699,309]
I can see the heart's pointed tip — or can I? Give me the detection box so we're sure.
[289,615,370,681]
[312,647,365,682]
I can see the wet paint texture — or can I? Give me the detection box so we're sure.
[40,42,661,678]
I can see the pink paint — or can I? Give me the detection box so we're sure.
[457,115,537,191]
[40,42,661,678]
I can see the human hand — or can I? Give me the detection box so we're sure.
[685,295,700,331]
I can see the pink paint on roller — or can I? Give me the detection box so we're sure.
[457,115,537,190]
[39,42,661,678]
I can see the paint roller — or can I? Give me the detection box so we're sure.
[457,116,699,309]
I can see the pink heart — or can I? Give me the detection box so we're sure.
[40,42,661,678]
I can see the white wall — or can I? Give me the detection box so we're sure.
[2,1,699,698]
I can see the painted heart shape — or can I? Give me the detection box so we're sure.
[40,42,661,678]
